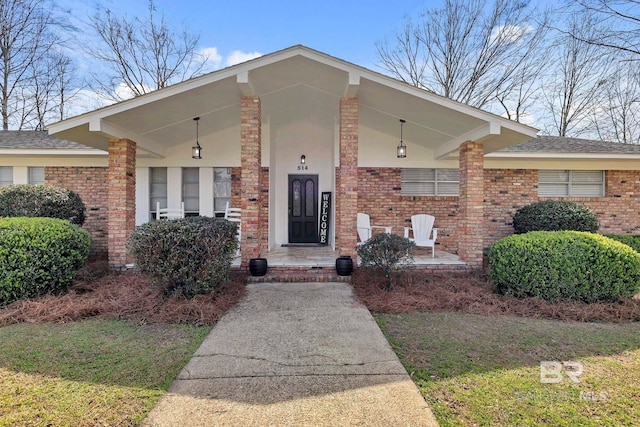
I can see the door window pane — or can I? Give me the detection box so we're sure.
[292,179,301,217]
[305,179,315,216]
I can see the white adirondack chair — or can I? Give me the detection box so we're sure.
[404,214,438,258]
[156,202,185,219]
[357,212,391,245]
[224,201,241,257]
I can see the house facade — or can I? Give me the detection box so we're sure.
[1,46,640,269]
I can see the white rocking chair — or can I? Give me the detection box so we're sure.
[357,212,391,245]
[156,202,185,219]
[224,201,241,257]
[404,214,438,258]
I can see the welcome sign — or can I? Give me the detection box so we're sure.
[318,192,331,245]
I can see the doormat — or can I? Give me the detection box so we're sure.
[281,243,324,247]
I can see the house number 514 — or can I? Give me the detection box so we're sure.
[297,165,308,170]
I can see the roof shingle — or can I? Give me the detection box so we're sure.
[0,130,92,149]
[500,135,640,154]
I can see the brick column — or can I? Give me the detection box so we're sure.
[458,141,484,268]
[108,138,136,269]
[240,96,262,265]
[336,97,359,258]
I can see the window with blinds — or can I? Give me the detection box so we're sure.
[539,170,604,197]
[213,167,231,216]
[401,168,460,196]
[182,167,199,215]
[150,167,167,218]
[28,167,44,184]
[0,167,12,187]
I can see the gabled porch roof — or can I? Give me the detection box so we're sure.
[47,45,537,160]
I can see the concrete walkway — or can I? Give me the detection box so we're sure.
[142,282,439,426]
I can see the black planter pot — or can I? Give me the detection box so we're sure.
[335,255,354,276]
[249,258,268,276]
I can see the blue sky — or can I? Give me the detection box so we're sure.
[65,0,431,71]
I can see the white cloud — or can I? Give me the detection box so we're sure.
[225,50,262,67]
[491,23,534,44]
[199,47,223,73]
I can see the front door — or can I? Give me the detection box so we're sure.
[288,174,318,243]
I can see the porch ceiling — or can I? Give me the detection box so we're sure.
[47,45,537,159]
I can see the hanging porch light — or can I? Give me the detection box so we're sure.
[397,119,407,158]
[192,117,202,159]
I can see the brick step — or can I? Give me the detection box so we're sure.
[245,266,351,283]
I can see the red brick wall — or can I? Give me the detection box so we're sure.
[485,168,640,247]
[359,167,640,258]
[357,168,460,253]
[484,169,538,247]
[240,96,262,263]
[45,166,109,258]
[458,141,484,266]
[108,138,136,269]
[336,97,359,257]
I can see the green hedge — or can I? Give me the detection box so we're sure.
[606,235,640,254]
[127,216,238,298]
[0,217,91,306]
[0,184,86,225]
[489,231,640,303]
[512,200,599,234]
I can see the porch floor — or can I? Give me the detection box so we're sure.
[234,245,466,268]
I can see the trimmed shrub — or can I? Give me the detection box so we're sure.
[606,235,640,254]
[512,200,599,234]
[127,216,238,298]
[489,231,640,303]
[0,217,91,306]
[357,233,415,290]
[0,184,86,225]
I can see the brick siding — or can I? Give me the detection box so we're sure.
[108,138,136,269]
[240,96,263,264]
[336,97,359,257]
[360,166,640,262]
[485,168,640,247]
[45,166,109,258]
[457,141,484,267]
[357,168,460,253]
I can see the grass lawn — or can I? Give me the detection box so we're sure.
[376,311,640,427]
[0,319,210,426]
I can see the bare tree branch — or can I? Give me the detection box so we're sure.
[88,0,208,102]
[568,0,640,57]
[376,0,549,122]
[0,0,68,130]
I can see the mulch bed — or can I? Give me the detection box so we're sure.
[2,262,639,325]
[351,268,640,323]
[0,261,247,327]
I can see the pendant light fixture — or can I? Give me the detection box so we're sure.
[192,117,202,159]
[397,119,407,158]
